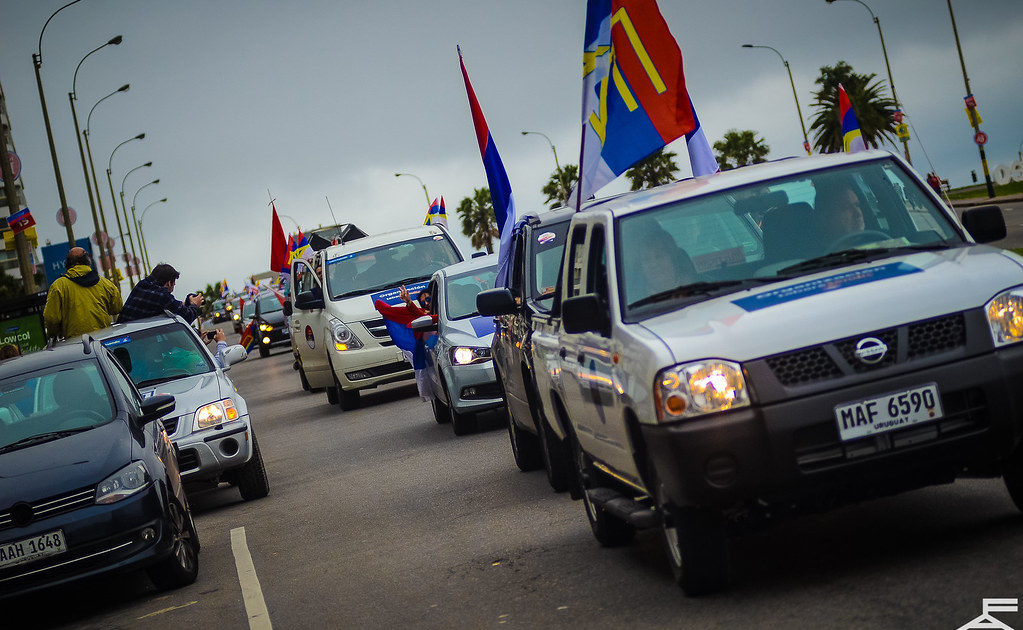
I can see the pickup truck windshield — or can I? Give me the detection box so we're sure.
[0,362,115,453]
[445,266,498,320]
[103,323,214,388]
[326,235,461,300]
[259,295,283,314]
[617,159,963,320]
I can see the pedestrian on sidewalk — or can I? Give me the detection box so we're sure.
[118,263,203,324]
[43,247,123,341]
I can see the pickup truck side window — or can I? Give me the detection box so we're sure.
[510,231,526,300]
[568,226,588,298]
[587,225,609,305]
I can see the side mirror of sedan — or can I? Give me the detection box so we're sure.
[476,288,517,316]
[222,344,248,370]
[140,394,175,425]
[961,205,1006,244]
[411,315,438,332]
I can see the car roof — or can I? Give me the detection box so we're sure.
[524,206,577,227]
[88,314,191,340]
[437,254,498,279]
[580,150,895,218]
[0,341,101,381]
[321,225,450,258]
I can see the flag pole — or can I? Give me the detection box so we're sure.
[575,123,586,213]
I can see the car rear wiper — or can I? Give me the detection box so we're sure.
[629,278,786,309]
[0,427,93,454]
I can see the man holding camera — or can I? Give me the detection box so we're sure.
[118,263,204,324]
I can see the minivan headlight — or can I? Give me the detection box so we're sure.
[986,288,1023,347]
[193,398,239,430]
[654,360,749,421]
[259,323,272,332]
[96,461,151,504]
[329,317,364,351]
[451,346,491,365]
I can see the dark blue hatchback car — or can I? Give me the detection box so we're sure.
[0,337,199,599]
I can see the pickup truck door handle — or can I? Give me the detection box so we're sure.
[559,348,567,359]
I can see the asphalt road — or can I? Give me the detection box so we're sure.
[11,339,1023,629]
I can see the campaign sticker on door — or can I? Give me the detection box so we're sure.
[305,325,315,349]
[537,231,557,245]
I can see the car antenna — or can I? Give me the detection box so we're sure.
[325,196,342,241]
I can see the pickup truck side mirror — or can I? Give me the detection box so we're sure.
[961,205,1006,244]
[477,288,517,316]
[295,290,325,310]
[139,394,176,426]
[283,301,293,316]
[411,315,438,332]
[562,294,610,335]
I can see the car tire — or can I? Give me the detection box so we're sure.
[573,439,634,547]
[1003,445,1023,512]
[258,346,270,358]
[659,501,729,596]
[146,496,199,590]
[237,436,270,501]
[538,417,573,492]
[298,366,311,392]
[326,383,339,405]
[450,406,475,436]
[338,385,360,411]
[431,395,451,424]
[508,412,543,472]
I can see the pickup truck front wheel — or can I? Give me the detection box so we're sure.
[658,494,729,595]
[1002,445,1023,512]
[574,441,634,546]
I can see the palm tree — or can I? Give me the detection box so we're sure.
[456,188,499,253]
[541,164,578,209]
[809,61,897,153]
[713,130,770,170]
[625,148,679,191]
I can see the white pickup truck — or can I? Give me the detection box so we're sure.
[530,150,1023,595]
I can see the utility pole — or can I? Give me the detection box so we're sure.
[948,0,995,198]
[0,103,38,295]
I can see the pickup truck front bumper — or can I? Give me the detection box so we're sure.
[641,344,1023,511]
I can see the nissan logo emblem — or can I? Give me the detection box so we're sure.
[10,503,33,527]
[854,337,888,364]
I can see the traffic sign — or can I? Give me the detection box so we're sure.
[896,123,911,142]
[974,131,988,146]
[0,151,20,184]
[964,94,977,109]
[965,107,983,127]
[55,207,77,227]
[892,110,904,123]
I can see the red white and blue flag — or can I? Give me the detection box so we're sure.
[424,196,448,229]
[458,47,517,287]
[572,0,716,206]
[839,84,866,153]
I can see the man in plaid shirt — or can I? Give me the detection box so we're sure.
[118,263,204,323]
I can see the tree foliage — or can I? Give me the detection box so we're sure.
[456,188,499,254]
[541,164,578,209]
[809,61,897,154]
[713,129,770,171]
[624,148,680,191]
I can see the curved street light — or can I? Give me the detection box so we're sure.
[522,130,566,200]
[741,44,810,155]
[33,0,84,243]
[106,133,145,287]
[825,0,912,164]
[138,197,167,274]
[394,172,431,207]
[132,184,160,274]
[82,83,129,273]
[69,35,122,278]
[120,161,152,268]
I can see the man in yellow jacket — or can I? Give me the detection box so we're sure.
[43,247,123,341]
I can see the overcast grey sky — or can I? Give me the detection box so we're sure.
[1,0,1020,294]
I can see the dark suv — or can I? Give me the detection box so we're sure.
[254,293,291,358]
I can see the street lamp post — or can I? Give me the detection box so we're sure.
[106,133,145,287]
[138,197,167,274]
[947,0,994,198]
[825,0,912,164]
[130,179,159,278]
[33,0,84,243]
[83,84,129,276]
[394,172,431,207]
[741,45,811,155]
[120,162,152,269]
[522,130,568,200]
[69,35,121,279]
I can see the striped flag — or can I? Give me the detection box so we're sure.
[424,196,449,228]
[838,84,866,153]
[458,47,517,286]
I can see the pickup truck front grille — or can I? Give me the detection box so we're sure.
[765,312,966,387]
[0,486,95,531]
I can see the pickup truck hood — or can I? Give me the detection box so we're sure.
[139,372,224,419]
[0,419,132,503]
[640,247,1023,363]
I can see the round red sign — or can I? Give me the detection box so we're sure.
[56,207,77,227]
[974,131,988,146]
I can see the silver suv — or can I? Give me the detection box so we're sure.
[97,314,270,501]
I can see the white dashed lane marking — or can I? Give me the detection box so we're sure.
[231,527,273,630]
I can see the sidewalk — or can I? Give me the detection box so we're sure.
[950,193,1023,208]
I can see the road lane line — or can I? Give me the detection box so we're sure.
[231,527,273,630]
[137,601,198,619]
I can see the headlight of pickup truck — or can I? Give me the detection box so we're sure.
[451,346,491,365]
[329,317,364,351]
[194,398,239,430]
[654,360,749,421]
[95,461,150,504]
[986,288,1023,347]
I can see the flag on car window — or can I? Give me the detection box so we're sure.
[458,47,517,287]
[839,84,866,153]
[572,0,715,205]
[424,197,448,229]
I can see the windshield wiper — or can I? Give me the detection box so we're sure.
[777,248,891,275]
[629,278,786,309]
[0,427,93,454]
[136,375,184,388]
